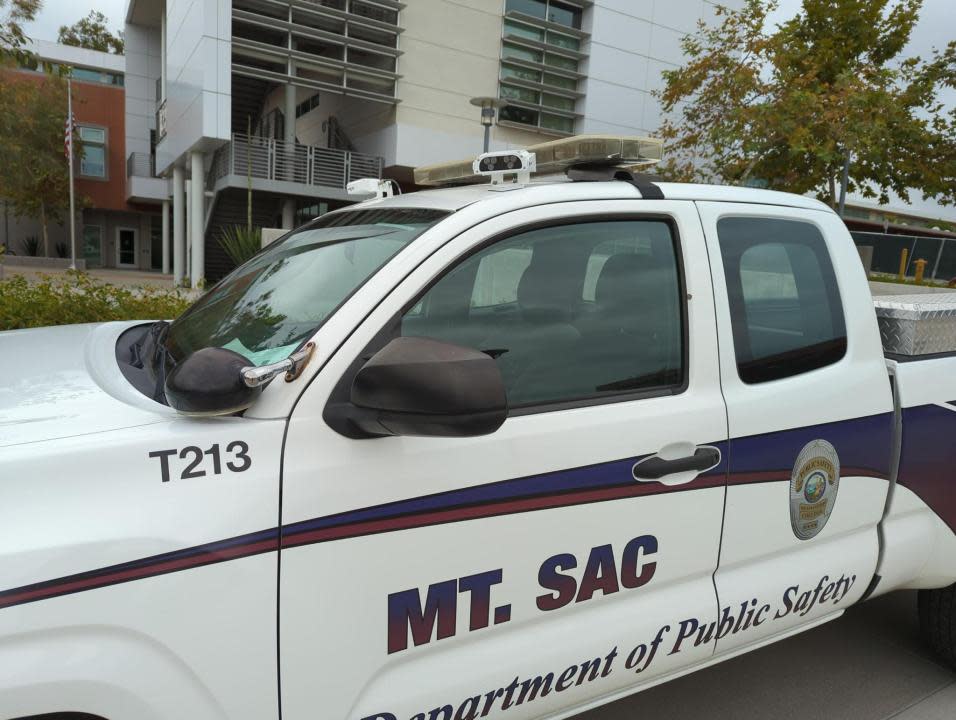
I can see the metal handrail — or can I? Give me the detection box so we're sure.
[209,133,383,188]
[126,152,156,178]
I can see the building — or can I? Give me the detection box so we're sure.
[122,0,743,285]
[1,40,162,271]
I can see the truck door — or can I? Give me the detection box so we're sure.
[279,200,728,720]
[697,203,895,654]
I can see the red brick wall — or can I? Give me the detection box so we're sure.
[72,80,127,211]
[4,69,129,212]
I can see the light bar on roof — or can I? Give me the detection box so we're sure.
[414,134,664,187]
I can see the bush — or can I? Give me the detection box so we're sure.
[0,271,193,331]
[22,236,40,256]
[218,225,262,266]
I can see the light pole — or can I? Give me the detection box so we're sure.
[470,97,509,153]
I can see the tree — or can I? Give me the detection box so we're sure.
[656,0,956,209]
[0,0,41,66]
[0,73,83,256]
[58,11,124,54]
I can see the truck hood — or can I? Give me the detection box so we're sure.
[0,322,176,448]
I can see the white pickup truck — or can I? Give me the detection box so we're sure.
[3,136,956,720]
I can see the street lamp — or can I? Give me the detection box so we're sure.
[470,97,510,153]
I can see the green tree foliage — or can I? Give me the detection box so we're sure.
[0,271,191,330]
[0,73,82,256]
[58,11,124,54]
[0,0,41,66]
[657,0,956,208]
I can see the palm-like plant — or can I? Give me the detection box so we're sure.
[218,225,262,267]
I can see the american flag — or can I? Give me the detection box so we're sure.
[64,114,76,160]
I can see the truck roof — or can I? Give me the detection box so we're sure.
[348,179,837,215]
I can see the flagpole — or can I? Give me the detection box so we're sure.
[67,75,77,271]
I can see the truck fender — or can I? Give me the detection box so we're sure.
[0,626,227,720]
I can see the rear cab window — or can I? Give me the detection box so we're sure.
[717,217,847,384]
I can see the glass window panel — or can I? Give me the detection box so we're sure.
[81,145,106,178]
[501,84,540,103]
[718,217,848,383]
[79,126,106,143]
[505,0,547,19]
[296,64,345,86]
[504,20,545,42]
[543,72,577,90]
[348,47,396,71]
[294,37,344,60]
[346,73,395,95]
[502,43,543,64]
[349,24,398,48]
[540,113,574,132]
[542,93,575,111]
[545,53,578,71]
[502,64,542,83]
[350,0,398,25]
[547,31,580,50]
[547,1,583,28]
[400,221,684,407]
[500,105,539,126]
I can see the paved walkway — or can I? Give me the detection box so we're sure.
[1,264,179,290]
[577,591,954,720]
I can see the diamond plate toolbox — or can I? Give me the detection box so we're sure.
[873,293,956,355]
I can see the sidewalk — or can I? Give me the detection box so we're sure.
[577,591,954,720]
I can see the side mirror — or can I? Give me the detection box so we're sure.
[164,347,262,415]
[346,336,508,438]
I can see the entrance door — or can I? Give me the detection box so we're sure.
[699,203,895,655]
[279,201,729,720]
[116,227,138,268]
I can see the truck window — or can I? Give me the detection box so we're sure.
[401,219,685,409]
[717,217,847,384]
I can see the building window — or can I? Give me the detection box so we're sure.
[78,126,107,179]
[505,0,582,29]
[500,0,586,134]
[296,93,321,118]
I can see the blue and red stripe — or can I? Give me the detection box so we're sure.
[0,412,895,611]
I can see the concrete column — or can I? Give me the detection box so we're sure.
[184,178,192,281]
[282,81,297,231]
[190,151,205,288]
[172,165,185,285]
[284,83,296,144]
[282,199,295,230]
[161,199,170,275]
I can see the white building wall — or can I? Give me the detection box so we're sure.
[581,0,744,136]
[124,24,161,158]
[155,0,232,173]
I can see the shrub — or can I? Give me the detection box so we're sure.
[55,241,68,258]
[0,271,193,331]
[218,225,262,266]
[22,236,40,256]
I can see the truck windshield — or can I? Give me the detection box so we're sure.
[163,208,449,366]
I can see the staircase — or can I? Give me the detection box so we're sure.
[204,188,283,282]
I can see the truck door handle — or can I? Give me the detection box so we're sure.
[632,446,722,483]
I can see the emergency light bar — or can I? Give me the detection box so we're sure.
[414,135,664,187]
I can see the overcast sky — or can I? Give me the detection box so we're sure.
[24,0,956,219]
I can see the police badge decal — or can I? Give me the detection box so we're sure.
[790,440,840,540]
